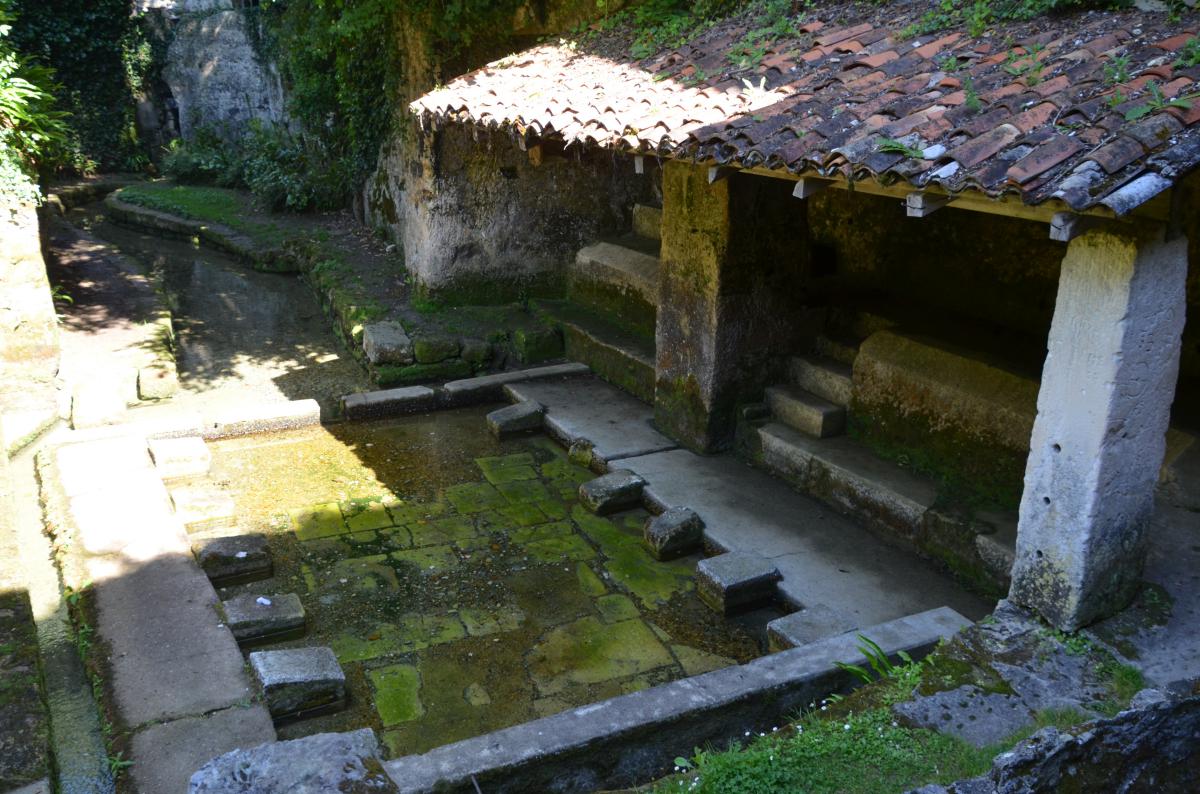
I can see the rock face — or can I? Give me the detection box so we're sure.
[189,728,399,793]
[164,5,287,141]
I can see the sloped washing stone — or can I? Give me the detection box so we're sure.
[250,647,347,719]
[148,435,211,481]
[171,486,237,532]
[578,470,646,515]
[642,507,704,561]
[363,321,414,366]
[222,593,306,644]
[487,400,545,439]
[194,534,272,585]
[342,386,437,421]
[696,552,781,615]
[189,728,397,793]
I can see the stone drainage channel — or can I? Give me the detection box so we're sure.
[37,363,984,793]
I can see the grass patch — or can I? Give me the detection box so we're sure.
[657,707,994,794]
[118,183,292,247]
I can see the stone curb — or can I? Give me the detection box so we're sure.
[339,363,590,420]
[383,607,969,793]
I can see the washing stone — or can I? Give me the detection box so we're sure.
[222,593,306,644]
[250,647,346,719]
[696,552,781,615]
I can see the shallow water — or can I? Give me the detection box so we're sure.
[209,407,773,758]
[64,204,370,414]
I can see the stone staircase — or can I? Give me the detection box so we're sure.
[536,203,662,404]
[763,341,855,439]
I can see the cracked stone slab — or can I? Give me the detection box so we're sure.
[697,552,781,615]
[250,647,346,719]
[132,704,274,794]
[189,728,396,793]
[893,685,1034,748]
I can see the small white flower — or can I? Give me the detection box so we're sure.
[843,724,851,731]
[820,705,827,711]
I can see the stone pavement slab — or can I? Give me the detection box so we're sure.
[130,704,274,794]
[89,552,258,727]
[620,448,990,634]
[504,375,677,464]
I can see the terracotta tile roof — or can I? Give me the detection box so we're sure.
[411,3,1200,214]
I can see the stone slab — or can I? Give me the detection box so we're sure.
[222,593,306,644]
[70,484,184,558]
[137,363,180,401]
[619,447,989,631]
[148,435,212,481]
[769,605,970,652]
[90,552,258,727]
[487,400,545,439]
[767,604,857,651]
[131,704,275,794]
[632,204,662,242]
[572,241,660,307]
[643,507,704,561]
[342,386,437,421]
[190,728,397,793]
[765,385,846,438]
[442,363,590,405]
[504,375,677,465]
[577,469,646,515]
[194,534,272,585]
[363,322,414,366]
[250,647,346,719]
[171,486,237,532]
[203,399,321,439]
[383,610,963,793]
[893,685,1034,748]
[696,552,781,615]
[55,436,153,496]
[70,381,127,430]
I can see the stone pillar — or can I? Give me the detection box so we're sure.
[1010,224,1188,631]
[654,162,809,452]
[0,202,59,379]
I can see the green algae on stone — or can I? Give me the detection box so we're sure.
[369,664,424,726]
[570,505,694,607]
[525,534,597,563]
[527,617,675,696]
[391,544,459,573]
[408,515,476,546]
[290,502,347,541]
[576,562,608,597]
[672,644,736,676]
[541,457,592,485]
[496,479,553,504]
[343,501,394,533]
[460,606,526,637]
[331,628,403,663]
[487,502,548,528]
[510,521,573,545]
[444,482,507,513]
[475,453,539,484]
[463,682,492,707]
[535,498,570,520]
[388,500,448,525]
[327,555,400,592]
[596,594,640,623]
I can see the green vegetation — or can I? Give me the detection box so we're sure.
[1175,37,1200,69]
[900,1,1134,39]
[118,182,293,247]
[878,138,926,159]
[0,0,71,203]
[1124,81,1196,121]
[8,0,158,170]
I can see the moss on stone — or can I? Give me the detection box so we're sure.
[369,664,424,726]
[566,274,657,337]
[513,326,564,364]
[374,359,471,386]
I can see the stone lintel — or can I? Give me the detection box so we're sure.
[1010,224,1188,630]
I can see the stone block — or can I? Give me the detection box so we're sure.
[460,338,492,366]
[413,335,460,364]
[578,470,646,515]
[250,647,346,719]
[632,203,663,242]
[442,362,589,405]
[767,605,857,651]
[341,386,437,421]
[194,534,272,585]
[204,399,321,439]
[138,363,180,401]
[642,507,704,561]
[765,385,845,438]
[487,401,545,439]
[788,355,853,407]
[189,728,397,794]
[148,436,212,481]
[70,382,127,429]
[513,326,563,364]
[696,552,781,615]
[171,486,237,532]
[362,322,413,366]
[222,593,306,644]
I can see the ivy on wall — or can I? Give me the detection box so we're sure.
[9,0,159,171]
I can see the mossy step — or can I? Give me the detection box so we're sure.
[813,333,860,366]
[568,238,659,337]
[788,354,853,407]
[534,300,656,404]
[765,384,845,438]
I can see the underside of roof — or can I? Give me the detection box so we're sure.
[411,2,1200,216]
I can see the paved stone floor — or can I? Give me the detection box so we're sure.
[509,375,992,635]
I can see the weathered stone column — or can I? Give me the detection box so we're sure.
[1010,224,1188,630]
[654,162,808,452]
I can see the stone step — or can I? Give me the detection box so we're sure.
[756,421,937,539]
[632,204,662,242]
[974,513,1018,585]
[788,354,854,407]
[536,301,656,404]
[813,333,860,366]
[767,605,972,652]
[764,385,845,438]
[568,240,660,336]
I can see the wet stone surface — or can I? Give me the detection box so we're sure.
[208,407,766,758]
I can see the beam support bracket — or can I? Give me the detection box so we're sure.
[708,166,737,184]
[792,177,831,199]
[1049,211,1103,242]
[905,191,954,217]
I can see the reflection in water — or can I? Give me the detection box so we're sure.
[65,204,371,414]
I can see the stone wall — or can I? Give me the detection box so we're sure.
[366,125,652,304]
[0,203,58,382]
[161,2,286,141]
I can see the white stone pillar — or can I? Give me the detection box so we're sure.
[1010,225,1188,631]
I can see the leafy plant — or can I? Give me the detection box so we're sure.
[1124,82,1195,121]
[836,635,917,684]
[1103,53,1132,85]
[877,138,926,159]
[1175,37,1200,70]
[963,76,983,113]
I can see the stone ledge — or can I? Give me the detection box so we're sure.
[383,609,967,793]
[342,387,437,421]
[202,400,321,439]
